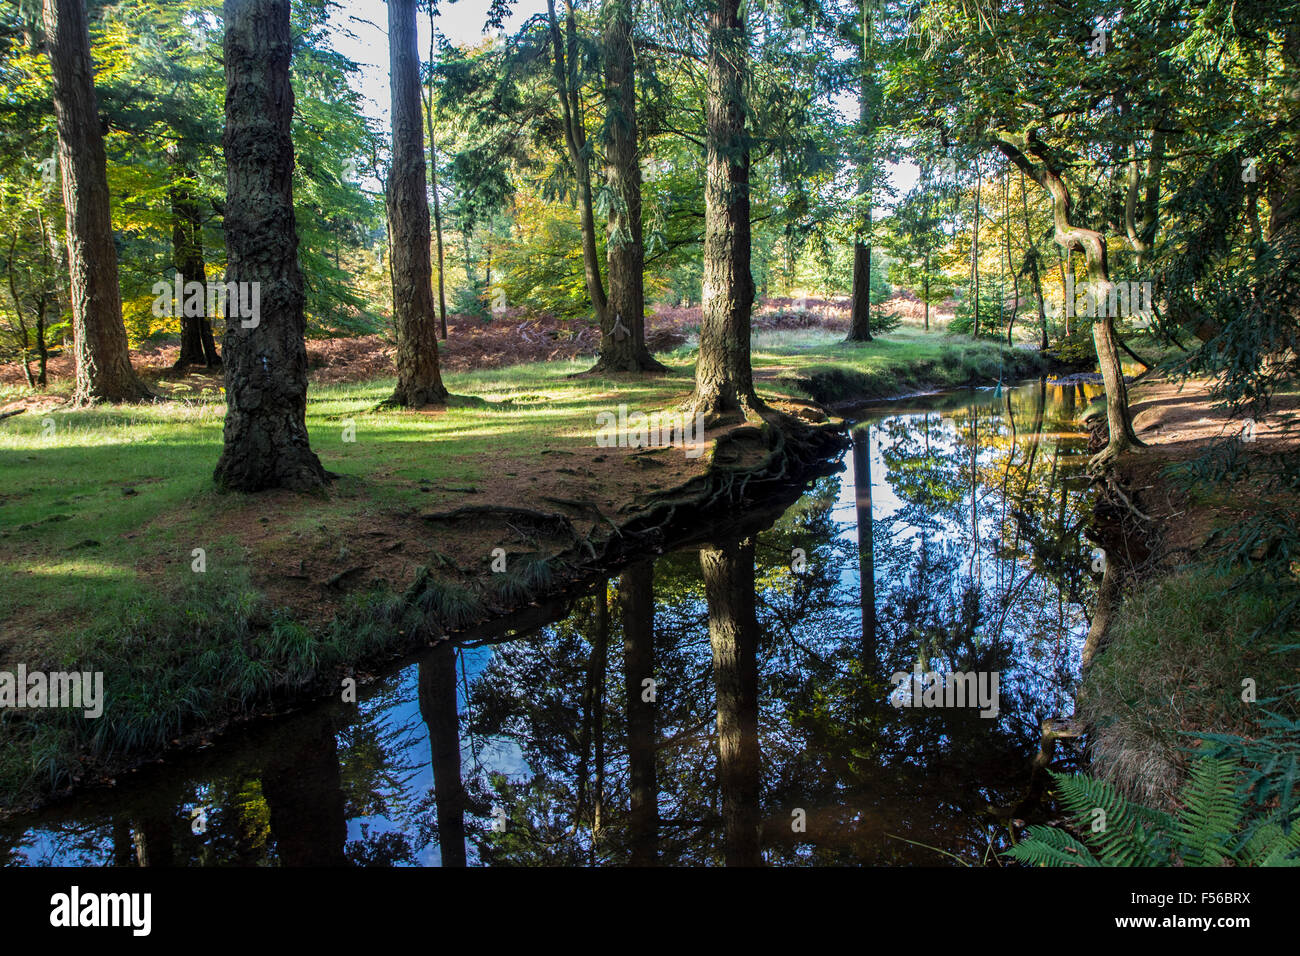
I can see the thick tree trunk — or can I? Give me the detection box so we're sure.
[701,538,762,867]
[547,0,608,328]
[213,0,327,491]
[588,0,666,373]
[620,561,659,865]
[690,0,760,420]
[997,133,1143,465]
[43,0,151,405]
[386,0,448,407]
[418,643,467,867]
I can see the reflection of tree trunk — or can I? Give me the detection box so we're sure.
[418,642,467,867]
[112,819,133,866]
[701,538,762,867]
[970,408,980,581]
[593,587,608,837]
[132,810,174,867]
[851,427,876,662]
[262,713,347,866]
[620,561,658,865]
[577,586,609,844]
[1020,378,1047,519]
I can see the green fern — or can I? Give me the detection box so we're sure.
[1007,756,1300,867]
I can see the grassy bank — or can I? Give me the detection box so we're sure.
[0,327,1048,811]
[1077,378,1300,812]
[746,327,1058,405]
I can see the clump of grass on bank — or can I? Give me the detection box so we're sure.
[0,570,433,810]
[1079,571,1300,811]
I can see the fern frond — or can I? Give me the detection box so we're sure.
[1175,756,1244,866]
[1005,825,1100,867]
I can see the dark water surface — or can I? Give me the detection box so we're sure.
[3,380,1104,866]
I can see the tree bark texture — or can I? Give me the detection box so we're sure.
[213,0,327,491]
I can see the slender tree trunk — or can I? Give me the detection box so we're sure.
[4,236,35,387]
[621,561,658,865]
[922,261,930,330]
[42,0,151,404]
[1020,170,1048,350]
[169,147,220,368]
[386,0,448,407]
[546,0,608,328]
[592,585,607,837]
[852,426,876,661]
[997,133,1143,464]
[213,0,327,491]
[1005,166,1015,345]
[846,0,874,341]
[970,158,981,339]
[418,643,467,867]
[424,3,448,340]
[588,0,666,373]
[690,0,760,420]
[701,538,762,867]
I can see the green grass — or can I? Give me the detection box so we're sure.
[1079,571,1300,812]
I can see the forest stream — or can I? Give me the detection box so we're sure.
[2,379,1106,866]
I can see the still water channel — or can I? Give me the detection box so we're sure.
[4,379,1103,866]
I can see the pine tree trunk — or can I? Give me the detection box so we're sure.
[588,0,665,373]
[43,0,151,405]
[386,0,448,407]
[691,0,760,420]
[213,0,327,491]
